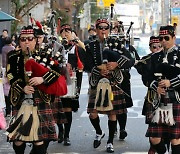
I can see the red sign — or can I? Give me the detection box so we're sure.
[171,0,180,8]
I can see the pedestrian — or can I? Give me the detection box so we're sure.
[84,18,135,153]
[143,25,180,154]
[1,37,15,117]
[11,33,18,47]
[0,29,8,67]
[6,25,67,154]
[57,24,86,146]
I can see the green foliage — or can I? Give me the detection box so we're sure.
[90,0,109,24]
[11,0,48,33]
[54,10,69,25]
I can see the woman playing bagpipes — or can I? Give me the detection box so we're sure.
[84,18,135,153]
[134,36,165,154]
[57,24,86,146]
[143,25,180,154]
[6,25,67,154]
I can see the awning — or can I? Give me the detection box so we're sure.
[0,10,18,22]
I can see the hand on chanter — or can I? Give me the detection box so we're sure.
[23,85,35,94]
[158,79,171,88]
[100,69,109,76]
[106,62,118,71]
[157,87,166,95]
[29,77,44,86]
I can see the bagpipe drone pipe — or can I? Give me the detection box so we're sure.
[25,46,67,96]
[100,34,135,69]
[156,51,180,80]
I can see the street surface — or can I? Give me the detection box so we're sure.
[0,68,151,154]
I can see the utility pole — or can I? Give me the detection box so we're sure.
[87,0,91,28]
[161,0,170,25]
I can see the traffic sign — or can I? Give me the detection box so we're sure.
[171,0,180,8]
[171,8,180,15]
[97,0,115,8]
[171,16,179,24]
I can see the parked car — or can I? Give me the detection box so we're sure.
[176,35,180,47]
[133,37,150,58]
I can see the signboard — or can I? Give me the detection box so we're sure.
[171,8,180,15]
[171,0,180,8]
[171,16,179,24]
[97,0,115,8]
[114,4,140,17]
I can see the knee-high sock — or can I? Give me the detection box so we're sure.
[13,142,26,154]
[89,116,102,135]
[151,140,166,154]
[107,120,117,144]
[64,112,72,138]
[44,140,50,153]
[33,144,46,154]
[171,144,180,154]
[117,113,127,130]
[57,124,64,134]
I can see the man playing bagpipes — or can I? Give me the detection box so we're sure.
[84,18,135,153]
[57,24,86,146]
[143,25,180,154]
[6,25,67,154]
[110,20,138,141]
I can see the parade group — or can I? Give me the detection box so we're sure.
[0,12,180,154]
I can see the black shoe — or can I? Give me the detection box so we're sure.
[119,130,127,140]
[58,132,64,143]
[106,143,114,153]
[93,132,105,148]
[64,137,71,146]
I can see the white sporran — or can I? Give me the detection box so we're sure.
[94,78,113,111]
[151,103,175,126]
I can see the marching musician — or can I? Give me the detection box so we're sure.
[6,25,67,154]
[111,21,137,140]
[135,36,163,119]
[84,18,135,153]
[144,25,180,154]
[58,24,85,146]
[135,36,163,153]
[35,28,45,49]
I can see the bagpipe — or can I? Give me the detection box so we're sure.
[97,4,137,67]
[25,45,67,96]
[157,49,180,80]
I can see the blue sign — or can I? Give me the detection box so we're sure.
[172,8,180,15]
[152,23,157,30]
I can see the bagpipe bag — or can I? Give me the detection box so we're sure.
[25,58,67,96]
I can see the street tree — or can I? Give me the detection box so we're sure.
[11,0,48,33]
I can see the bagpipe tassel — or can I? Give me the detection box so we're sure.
[6,114,23,133]
[103,88,109,107]
[96,89,102,107]
[17,112,33,136]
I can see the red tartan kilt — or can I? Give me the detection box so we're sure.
[146,103,180,139]
[87,85,127,115]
